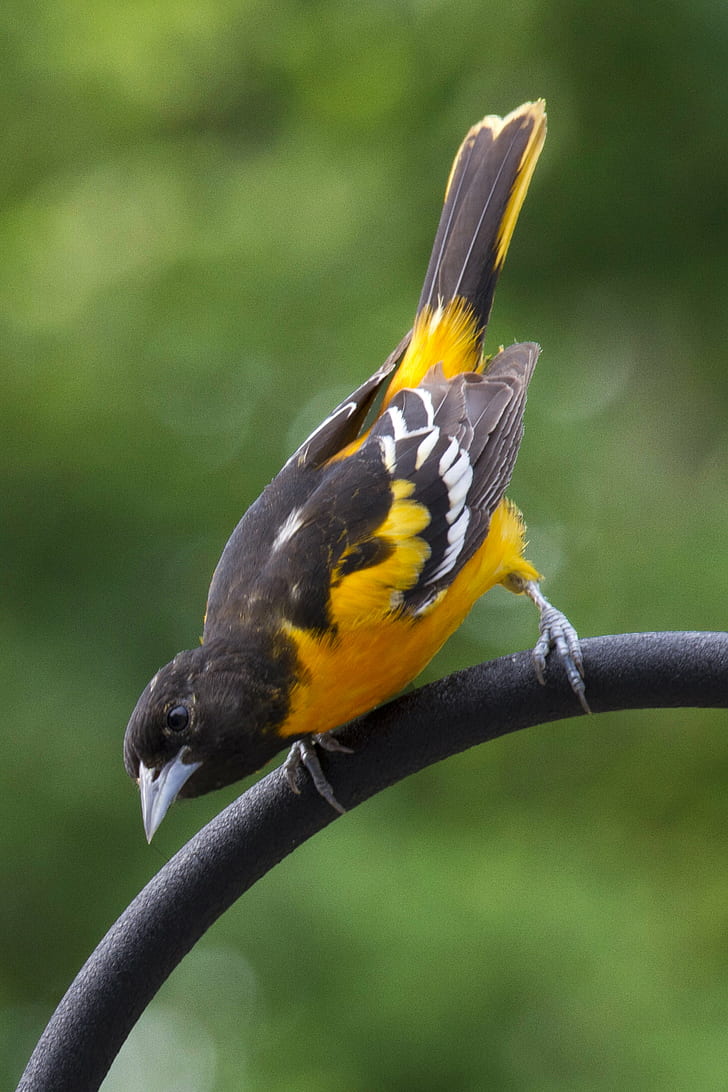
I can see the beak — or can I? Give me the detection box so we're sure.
[138,748,202,842]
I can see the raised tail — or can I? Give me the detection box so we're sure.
[385,101,546,402]
[418,100,546,335]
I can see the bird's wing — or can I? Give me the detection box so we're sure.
[277,341,540,632]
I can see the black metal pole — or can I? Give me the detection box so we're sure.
[16,632,728,1092]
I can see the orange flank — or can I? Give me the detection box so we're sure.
[280,498,540,738]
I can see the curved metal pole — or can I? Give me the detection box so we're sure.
[16,631,728,1092]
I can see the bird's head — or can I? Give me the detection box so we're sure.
[123,639,294,840]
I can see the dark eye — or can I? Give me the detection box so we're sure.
[166,704,190,732]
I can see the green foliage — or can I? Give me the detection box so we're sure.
[3,1,728,1088]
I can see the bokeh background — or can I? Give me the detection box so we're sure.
[3,2,728,1089]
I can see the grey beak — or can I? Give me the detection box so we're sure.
[138,749,202,842]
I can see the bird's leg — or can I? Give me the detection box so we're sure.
[508,576,590,714]
[283,733,352,815]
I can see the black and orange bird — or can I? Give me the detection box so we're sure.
[124,100,587,841]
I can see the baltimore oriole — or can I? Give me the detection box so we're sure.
[124,100,587,841]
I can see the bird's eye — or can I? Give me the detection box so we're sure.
[166,704,190,732]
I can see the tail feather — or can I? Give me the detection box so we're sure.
[417,100,546,341]
[325,102,546,458]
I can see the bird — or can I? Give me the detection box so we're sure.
[124,99,587,842]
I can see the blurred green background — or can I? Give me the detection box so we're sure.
[3,1,728,1089]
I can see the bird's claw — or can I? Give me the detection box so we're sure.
[283,733,349,814]
[518,579,590,713]
[314,732,354,756]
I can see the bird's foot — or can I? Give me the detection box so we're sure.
[513,578,590,713]
[283,732,352,814]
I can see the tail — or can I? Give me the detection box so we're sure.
[385,101,546,400]
[419,100,546,328]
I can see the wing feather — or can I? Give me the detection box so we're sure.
[372,341,539,613]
